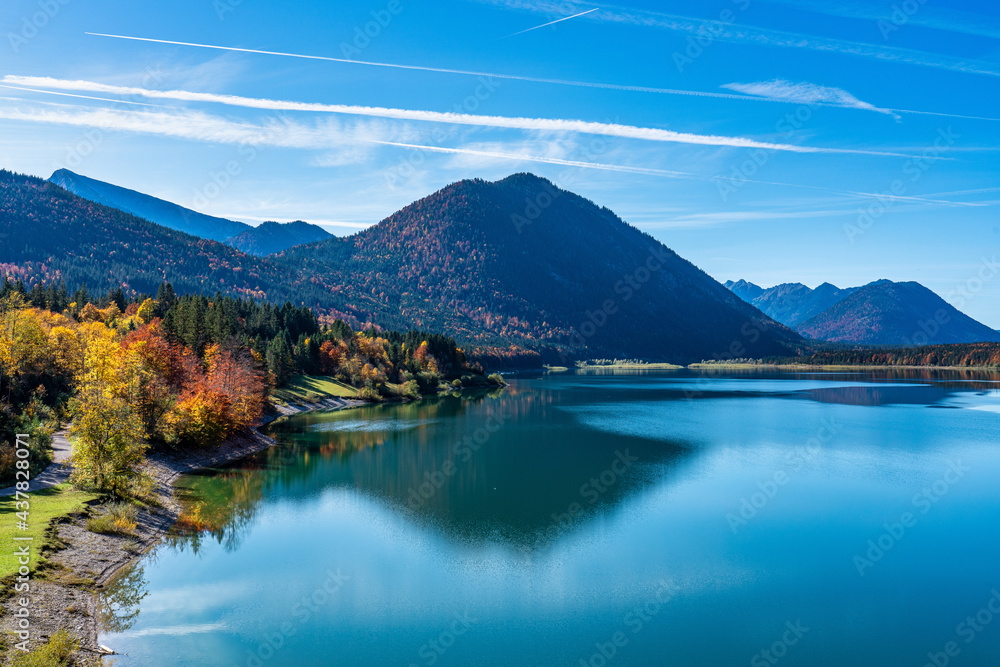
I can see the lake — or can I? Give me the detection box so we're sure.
[99,370,1000,666]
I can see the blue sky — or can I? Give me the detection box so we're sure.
[2,0,998,325]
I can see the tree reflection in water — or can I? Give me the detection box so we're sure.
[99,559,150,635]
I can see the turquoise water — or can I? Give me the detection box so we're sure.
[100,370,1000,666]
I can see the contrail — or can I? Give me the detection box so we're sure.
[81,32,763,97]
[375,141,980,206]
[4,76,930,158]
[501,8,599,38]
[0,84,167,108]
[83,33,1000,122]
[0,76,888,155]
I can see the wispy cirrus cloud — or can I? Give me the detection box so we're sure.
[469,0,1000,78]
[3,75,914,156]
[0,96,982,211]
[0,99,404,149]
[759,0,1000,41]
[721,80,899,119]
[76,35,1000,122]
[369,140,981,208]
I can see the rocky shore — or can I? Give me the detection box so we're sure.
[1,398,365,665]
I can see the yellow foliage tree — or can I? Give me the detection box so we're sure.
[136,298,157,324]
[70,333,148,496]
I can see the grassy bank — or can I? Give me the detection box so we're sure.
[0,484,97,580]
[271,375,360,404]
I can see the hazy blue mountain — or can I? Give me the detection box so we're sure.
[224,220,331,256]
[49,168,249,242]
[797,280,1000,345]
[726,280,858,328]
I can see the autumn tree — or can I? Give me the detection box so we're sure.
[70,331,148,496]
[204,343,265,431]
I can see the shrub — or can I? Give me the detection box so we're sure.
[10,629,77,667]
[415,371,440,394]
[401,380,421,399]
[358,386,381,402]
[87,502,139,536]
[487,373,506,386]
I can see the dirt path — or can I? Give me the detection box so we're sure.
[0,430,73,497]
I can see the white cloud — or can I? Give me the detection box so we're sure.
[0,99,394,149]
[721,80,898,118]
[2,76,913,156]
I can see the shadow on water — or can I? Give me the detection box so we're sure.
[168,384,696,553]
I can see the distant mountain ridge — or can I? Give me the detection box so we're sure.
[726,278,999,346]
[225,220,331,256]
[49,168,249,242]
[2,169,803,363]
[797,280,1000,345]
[725,280,858,328]
[48,169,331,255]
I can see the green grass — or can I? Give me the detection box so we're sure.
[0,484,97,579]
[271,375,359,404]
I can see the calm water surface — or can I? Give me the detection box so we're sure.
[100,370,1000,666]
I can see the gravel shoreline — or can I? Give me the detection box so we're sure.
[1,398,366,664]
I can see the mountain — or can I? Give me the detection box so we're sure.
[224,221,331,256]
[49,169,332,255]
[284,173,802,362]
[724,279,764,303]
[0,170,370,320]
[4,169,802,362]
[49,168,249,242]
[797,280,1000,346]
[725,280,857,328]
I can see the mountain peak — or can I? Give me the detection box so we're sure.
[799,279,1000,345]
[284,176,799,361]
[48,168,249,242]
